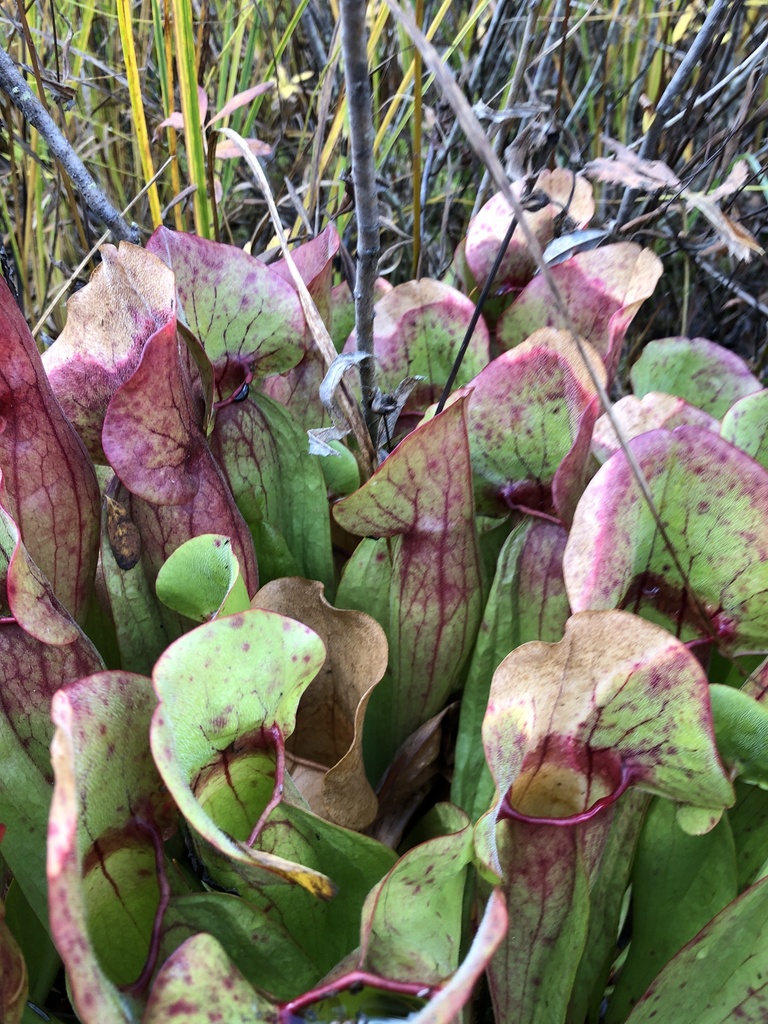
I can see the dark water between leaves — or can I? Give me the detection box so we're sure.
[284,987,427,1024]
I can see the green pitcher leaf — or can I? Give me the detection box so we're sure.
[630,337,762,419]
[359,804,473,983]
[624,875,768,1023]
[470,609,736,1019]
[156,534,250,621]
[484,821,591,1024]
[342,279,490,414]
[333,398,482,760]
[215,805,396,984]
[146,227,306,402]
[42,242,177,463]
[463,328,604,517]
[569,790,649,1024]
[475,611,732,1024]
[497,243,662,380]
[565,427,768,650]
[606,797,737,1022]
[709,684,768,787]
[143,933,276,1023]
[0,280,101,623]
[721,389,768,470]
[160,891,319,1002]
[150,610,335,896]
[210,393,334,592]
[48,671,174,1022]
[592,393,719,464]
[408,889,508,1024]
[0,506,103,927]
[480,611,732,837]
[453,519,570,820]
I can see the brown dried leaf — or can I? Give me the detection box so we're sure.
[709,160,750,202]
[252,577,388,830]
[369,708,453,848]
[584,138,680,193]
[682,192,763,261]
[214,137,273,160]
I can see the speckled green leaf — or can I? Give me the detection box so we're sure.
[592,392,719,464]
[210,393,334,591]
[625,875,768,1023]
[216,804,396,983]
[569,790,649,1024]
[496,243,662,380]
[143,933,276,1023]
[150,610,335,896]
[360,804,473,983]
[721,389,768,470]
[709,685,768,787]
[475,611,732,1024]
[607,797,736,1022]
[453,519,570,820]
[484,820,591,1024]
[156,534,250,621]
[565,426,768,650]
[48,671,176,1023]
[630,337,761,419]
[479,611,732,835]
[146,228,306,402]
[333,399,482,759]
[407,889,508,1024]
[463,329,604,517]
[160,891,319,1002]
[342,279,490,413]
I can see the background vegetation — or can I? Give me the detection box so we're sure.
[0,0,766,368]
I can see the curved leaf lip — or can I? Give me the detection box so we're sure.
[278,970,434,1024]
[146,227,308,403]
[498,760,634,827]
[213,367,253,409]
[0,495,82,645]
[500,479,561,523]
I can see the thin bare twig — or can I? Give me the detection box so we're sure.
[0,45,139,243]
[615,0,738,229]
[339,0,380,436]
